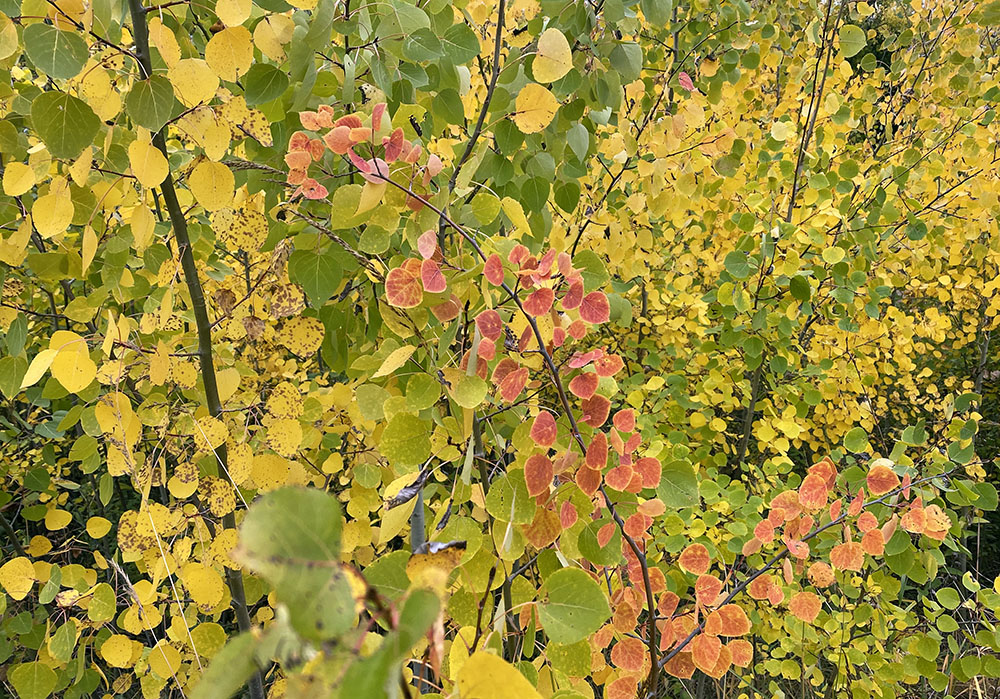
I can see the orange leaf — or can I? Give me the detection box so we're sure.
[484,254,504,285]
[580,394,611,427]
[523,507,561,548]
[830,541,864,571]
[624,512,651,539]
[695,574,723,608]
[569,372,599,398]
[658,591,679,617]
[866,463,900,496]
[808,455,838,489]
[663,651,695,679]
[613,409,635,433]
[635,457,661,489]
[788,591,821,623]
[385,264,422,308]
[807,561,835,588]
[576,466,601,496]
[705,604,750,637]
[678,543,711,575]
[728,639,753,668]
[594,353,624,376]
[798,473,829,511]
[754,520,775,543]
[585,432,608,469]
[691,633,722,672]
[605,464,633,491]
[857,511,878,532]
[703,641,733,679]
[610,636,646,672]
[861,529,884,556]
[498,367,529,402]
[475,309,503,341]
[606,675,639,699]
[524,454,553,497]
[524,287,554,316]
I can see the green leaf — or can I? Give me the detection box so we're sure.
[377,0,429,41]
[190,633,261,699]
[453,375,487,409]
[789,274,811,301]
[48,620,76,663]
[640,0,673,26]
[9,662,57,699]
[844,427,868,453]
[486,470,536,525]
[31,91,100,159]
[23,24,88,80]
[839,25,867,58]
[657,461,699,508]
[379,413,431,468]
[724,251,753,280]
[402,27,442,62]
[537,568,611,644]
[935,587,960,610]
[0,355,26,399]
[237,488,355,641]
[244,64,289,106]
[288,248,343,307]
[125,76,177,131]
[440,22,480,64]
[573,250,609,291]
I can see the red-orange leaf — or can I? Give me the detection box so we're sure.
[861,529,884,556]
[857,511,878,532]
[634,457,661,489]
[754,520,775,543]
[594,353,625,376]
[498,367,529,402]
[866,463,900,496]
[613,409,635,433]
[624,512,651,539]
[604,464,633,491]
[658,591,679,617]
[484,254,504,285]
[576,466,601,496]
[678,543,711,575]
[695,574,723,608]
[606,675,639,699]
[530,411,557,447]
[524,287,554,316]
[385,264,423,308]
[561,280,583,310]
[705,604,750,637]
[830,541,864,571]
[798,473,829,511]
[691,633,722,672]
[585,432,608,469]
[580,394,611,427]
[559,501,577,529]
[420,259,446,293]
[610,636,646,672]
[728,639,753,668]
[788,591,821,623]
[579,291,610,323]
[524,454,553,497]
[569,372,599,398]
[475,309,503,341]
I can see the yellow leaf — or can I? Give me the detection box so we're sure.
[86,516,112,538]
[81,67,121,121]
[49,330,96,394]
[148,641,182,679]
[128,138,169,189]
[513,83,560,134]
[265,417,302,457]
[21,349,58,389]
[532,28,573,83]
[3,162,35,196]
[181,564,225,608]
[188,161,235,211]
[253,15,294,62]
[0,557,35,600]
[201,116,232,161]
[378,474,419,547]
[205,27,253,82]
[356,180,386,214]
[44,509,72,531]
[100,634,134,668]
[501,197,531,237]
[372,345,416,378]
[215,0,251,26]
[148,17,180,68]
[169,58,219,107]
[130,204,155,251]
[0,13,18,59]
[33,178,74,238]
[458,652,544,699]
[69,146,92,187]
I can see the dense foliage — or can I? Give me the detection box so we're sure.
[1,0,1000,698]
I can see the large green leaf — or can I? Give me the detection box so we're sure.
[8,662,57,699]
[189,633,261,699]
[244,63,289,106]
[379,413,431,468]
[288,248,343,307]
[839,24,867,58]
[537,568,610,644]
[23,24,88,79]
[31,91,100,159]
[657,460,699,508]
[125,76,177,132]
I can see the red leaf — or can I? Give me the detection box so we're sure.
[524,287,554,316]
[695,575,723,608]
[613,409,635,433]
[498,367,529,402]
[524,454,553,497]
[416,229,437,259]
[594,353,625,377]
[830,541,864,571]
[491,357,519,385]
[579,291,610,324]
[559,501,577,528]
[569,372,599,398]
[530,411,558,447]
[348,148,372,173]
[586,432,608,469]
[383,127,404,162]
[475,309,503,341]
[691,633,722,672]
[580,394,611,427]
[705,604,750,637]
[385,264,423,308]
[420,259,447,293]
[477,337,496,360]
[568,350,600,368]
[798,473,828,511]
[678,543,711,575]
[678,71,695,91]
[610,636,646,672]
[576,466,601,496]
[371,102,387,131]
[484,254,504,285]
[866,463,900,496]
[788,591,821,623]
[635,457,661,489]
[561,280,583,310]
[605,464,633,491]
